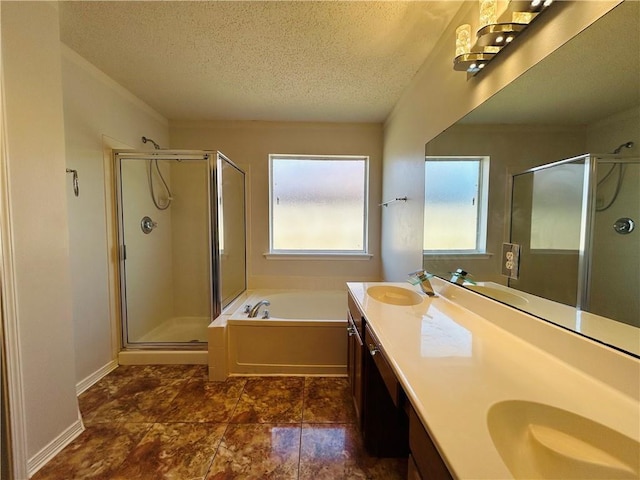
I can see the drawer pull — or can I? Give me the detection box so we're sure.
[368,343,380,356]
[347,325,356,336]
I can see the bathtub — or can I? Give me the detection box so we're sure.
[209,289,348,378]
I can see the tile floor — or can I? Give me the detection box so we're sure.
[32,365,407,480]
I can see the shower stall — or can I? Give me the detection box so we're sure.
[114,150,246,351]
[509,153,639,328]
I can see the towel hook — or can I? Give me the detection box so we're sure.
[66,168,79,197]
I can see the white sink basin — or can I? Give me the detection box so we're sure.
[466,285,529,306]
[366,285,423,306]
[487,400,639,479]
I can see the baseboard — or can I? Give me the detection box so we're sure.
[76,360,119,396]
[27,416,84,477]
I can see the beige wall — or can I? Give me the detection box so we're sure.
[587,107,640,326]
[61,45,169,383]
[381,1,621,281]
[170,121,383,290]
[1,1,80,471]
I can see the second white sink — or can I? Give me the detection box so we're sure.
[487,400,639,479]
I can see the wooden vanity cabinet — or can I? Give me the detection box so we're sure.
[363,324,408,458]
[407,402,453,480]
[347,293,365,428]
[347,289,451,478]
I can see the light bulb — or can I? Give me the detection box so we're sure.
[456,24,472,56]
[479,0,497,29]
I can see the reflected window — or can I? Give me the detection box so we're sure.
[424,156,489,253]
[269,155,368,253]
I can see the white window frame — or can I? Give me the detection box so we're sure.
[266,154,370,260]
[423,156,490,256]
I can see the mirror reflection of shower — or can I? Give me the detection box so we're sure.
[142,136,173,210]
[596,141,634,212]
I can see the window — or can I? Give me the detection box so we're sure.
[423,156,489,254]
[269,154,368,255]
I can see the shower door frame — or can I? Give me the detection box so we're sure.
[214,152,248,311]
[508,153,640,312]
[114,150,217,350]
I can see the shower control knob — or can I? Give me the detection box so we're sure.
[613,218,634,235]
[141,216,158,234]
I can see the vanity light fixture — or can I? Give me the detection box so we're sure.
[453,0,554,75]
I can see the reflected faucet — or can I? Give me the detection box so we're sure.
[248,300,270,318]
[408,270,436,297]
[450,268,470,285]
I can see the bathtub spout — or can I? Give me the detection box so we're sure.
[248,300,270,318]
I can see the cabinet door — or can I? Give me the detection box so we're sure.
[347,304,365,428]
[363,325,408,458]
[408,403,452,480]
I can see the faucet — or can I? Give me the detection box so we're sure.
[248,299,270,318]
[408,270,436,297]
[450,268,470,285]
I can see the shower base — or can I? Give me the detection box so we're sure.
[119,316,210,365]
[136,316,209,343]
[118,349,208,365]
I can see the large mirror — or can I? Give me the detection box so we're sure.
[424,1,639,356]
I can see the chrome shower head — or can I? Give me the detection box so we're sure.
[612,141,634,154]
[141,136,161,150]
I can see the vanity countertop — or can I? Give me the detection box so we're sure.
[347,280,640,479]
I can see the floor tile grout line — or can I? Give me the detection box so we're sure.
[105,421,156,477]
[202,421,232,480]
[297,376,310,479]
[202,376,249,478]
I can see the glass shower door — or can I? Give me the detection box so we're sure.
[216,153,246,309]
[115,152,213,348]
[509,156,588,306]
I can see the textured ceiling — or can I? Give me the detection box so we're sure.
[59,1,463,123]
[461,1,640,125]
